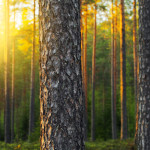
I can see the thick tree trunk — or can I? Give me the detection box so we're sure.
[111,0,117,140]
[91,3,96,142]
[39,0,85,149]
[11,4,15,143]
[4,0,11,143]
[120,0,127,140]
[138,0,150,149]
[29,0,35,136]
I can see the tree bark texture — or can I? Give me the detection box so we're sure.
[4,0,11,143]
[91,3,96,142]
[120,0,127,140]
[29,0,36,136]
[39,0,85,149]
[111,0,117,140]
[138,0,150,149]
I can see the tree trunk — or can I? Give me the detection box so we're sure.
[29,0,36,136]
[11,3,15,143]
[138,0,150,149]
[4,0,11,143]
[81,0,84,80]
[91,3,96,142]
[84,0,88,117]
[39,0,85,149]
[83,0,88,140]
[111,0,117,140]
[120,0,127,140]
[133,0,138,143]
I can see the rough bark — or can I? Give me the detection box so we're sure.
[91,3,96,142]
[138,0,150,149]
[29,0,36,136]
[11,4,15,143]
[120,0,127,140]
[39,0,85,149]
[4,0,11,143]
[111,0,117,140]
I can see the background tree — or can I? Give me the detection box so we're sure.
[111,0,117,140]
[120,0,127,140]
[29,0,36,136]
[91,2,97,142]
[4,0,11,143]
[11,0,16,143]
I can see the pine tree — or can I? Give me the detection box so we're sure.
[91,2,97,142]
[111,0,117,140]
[29,0,36,136]
[39,0,85,149]
[120,0,127,140]
[138,0,150,149]
[4,0,11,143]
[11,0,16,142]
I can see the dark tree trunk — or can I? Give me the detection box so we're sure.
[138,0,150,149]
[111,0,117,140]
[120,0,127,140]
[91,3,96,142]
[133,0,138,144]
[39,0,85,149]
[11,4,15,143]
[84,0,88,118]
[4,0,11,143]
[81,0,84,80]
[29,0,36,136]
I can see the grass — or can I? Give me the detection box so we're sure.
[0,139,136,150]
[85,139,136,150]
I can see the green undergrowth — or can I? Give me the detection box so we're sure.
[85,139,136,150]
[0,139,135,150]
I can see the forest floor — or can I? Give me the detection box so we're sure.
[0,139,136,150]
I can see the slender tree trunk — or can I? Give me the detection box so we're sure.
[120,0,127,140]
[4,0,11,143]
[11,4,15,143]
[114,0,118,138]
[84,0,88,117]
[133,0,138,143]
[91,3,97,142]
[111,0,117,140]
[133,0,137,106]
[39,0,85,149]
[29,0,36,136]
[138,0,150,149]
[84,0,88,140]
[81,1,84,80]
